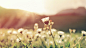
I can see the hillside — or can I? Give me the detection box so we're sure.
[0,6,86,31]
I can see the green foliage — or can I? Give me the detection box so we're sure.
[76,44,79,48]
[65,42,70,47]
[55,45,58,48]
[60,46,63,48]
[33,45,38,48]
[50,45,53,48]
[12,43,17,48]
[80,37,86,48]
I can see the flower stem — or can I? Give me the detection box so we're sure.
[79,42,80,48]
[73,36,83,47]
[59,45,60,48]
[49,25,56,48]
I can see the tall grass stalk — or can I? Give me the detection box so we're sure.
[59,45,60,48]
[73,36,83,48]
[49,24,56,48]
[79,42,80,48]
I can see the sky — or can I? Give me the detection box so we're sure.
[0,0,86,15]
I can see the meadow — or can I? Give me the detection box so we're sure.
[0,17,86,48]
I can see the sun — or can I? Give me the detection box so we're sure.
[0,0,46,14]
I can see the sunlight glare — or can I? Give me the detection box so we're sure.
[0,0,46,14]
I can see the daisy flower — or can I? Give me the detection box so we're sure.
[41,17,49,25]
[81,30,86,36]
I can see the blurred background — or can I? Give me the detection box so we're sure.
[0,0,86,32]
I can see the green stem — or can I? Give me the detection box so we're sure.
[79,42,80,48]
[59,45,60,48]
